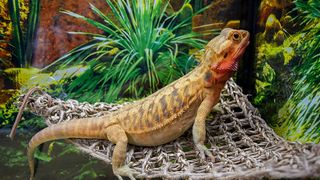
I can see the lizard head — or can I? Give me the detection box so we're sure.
[204,28,250,83]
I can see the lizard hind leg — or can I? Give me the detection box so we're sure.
[104,125,138,180]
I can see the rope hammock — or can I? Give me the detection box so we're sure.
[16,79,320,179]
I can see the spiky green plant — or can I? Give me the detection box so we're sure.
[8,0,40,67]
[276,0,320,143]
[45,0,212,102]
[192,0,204,13]
[293,0,320,25]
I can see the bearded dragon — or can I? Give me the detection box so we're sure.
[10,28,249,180]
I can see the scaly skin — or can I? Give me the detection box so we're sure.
[11,28,250,180]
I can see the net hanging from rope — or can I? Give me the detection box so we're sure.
[17,79,320,179]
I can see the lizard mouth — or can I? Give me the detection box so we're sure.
[212,35,250,73]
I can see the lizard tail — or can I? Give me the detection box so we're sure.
[27,117,108,180]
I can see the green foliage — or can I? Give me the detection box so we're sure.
[254,41,285,105]
[3,67,40,87]
[0,91,20,127]
[25,0,40,63]
[0,89,46,129]
[254,0,320,143]
[33,141,79,162]
[0,145,28,167]
[254,79,271,105]
[19,116,46,130]
[275,0,320,143]
[283,47,295,65]
[8,0,24,66]
[293,0,320,25]
[8,0,40,67]
[45,0,209,103]
[34,149,53,162]
[73,161,103,180]
[55,142,80,157]
[0,104,46,129]
[1,134,108,179]
[192,0,204,12]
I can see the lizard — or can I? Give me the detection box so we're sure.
[9,28,249,180]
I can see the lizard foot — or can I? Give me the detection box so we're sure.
[196,144,215,163]
[114,165,139,180]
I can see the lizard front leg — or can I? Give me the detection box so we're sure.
[192,94,218,162]
[104,125,138,180]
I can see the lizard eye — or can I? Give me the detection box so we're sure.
[232,32,241,41]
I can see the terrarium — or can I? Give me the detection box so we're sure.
[0,0,319,179]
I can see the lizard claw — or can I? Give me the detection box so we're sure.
[196,144,215,163]
[114,165,139,180]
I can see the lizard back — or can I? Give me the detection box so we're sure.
[112,66,205,136]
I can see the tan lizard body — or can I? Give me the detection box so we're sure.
[10,28,249,180]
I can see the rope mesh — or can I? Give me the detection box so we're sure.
[19,79,320,179]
